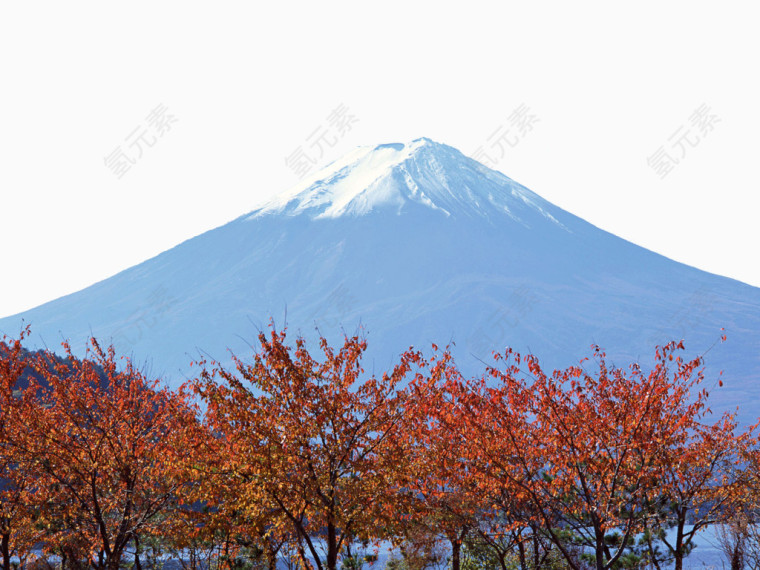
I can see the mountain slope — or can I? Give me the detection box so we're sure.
[2,138,758,421]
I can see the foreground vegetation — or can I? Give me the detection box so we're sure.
[1,325,759,570]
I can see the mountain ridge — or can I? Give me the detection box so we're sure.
[250,138,567,228]
[2,138,758,423]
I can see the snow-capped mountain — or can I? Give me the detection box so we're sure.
[252,138,565,225]
[2,138,759,422]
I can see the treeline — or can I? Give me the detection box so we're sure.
[1,326,759,570]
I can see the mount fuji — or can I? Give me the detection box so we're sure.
[2,138,759,421]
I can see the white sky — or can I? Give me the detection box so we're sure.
[1,2,758,320]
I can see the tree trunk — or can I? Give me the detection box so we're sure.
[297,537,314,570]
[644,530,663,570]
[530,530,545,570]
[327,521,338,570]
[732,546,744,570]
[595,528,605,570]
[517,536,527,570]
[1,531,9,570]
[106,551,122,570]
[134,535,143,570]
[450,537,461,570]
[673,510,686,570]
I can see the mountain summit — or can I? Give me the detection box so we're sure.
[252,138,564,227]
[2,138,759,422]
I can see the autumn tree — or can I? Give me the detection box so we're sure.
[0,328,41,570]
[190,327,424,570]
[639,400,752,570]
[17,338,199,570]
[430,350,559,570]
[722,438,760,570]
[177,416,291,570]
[395,348,496,570]
[453,341,737,570]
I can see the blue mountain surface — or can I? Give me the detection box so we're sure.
[2,138,758,422]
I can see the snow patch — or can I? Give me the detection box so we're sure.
[248,137,569,231]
